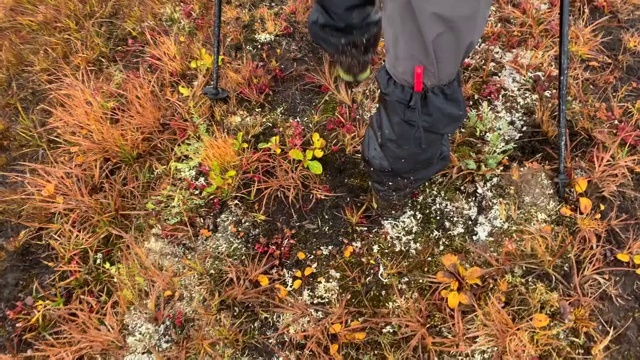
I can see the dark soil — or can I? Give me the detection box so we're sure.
[0,237,52,355]
[590,4,640,357]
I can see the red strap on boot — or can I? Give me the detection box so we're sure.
[414,65,424,93]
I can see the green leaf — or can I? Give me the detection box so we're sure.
[178,85,191,97]
[463,160,477,170]
[204,185,217,193]
[145,202,156,210]
[307,160,323,175]
[190,60,198,69]
[258,143,269,149]
[306,149,314,160]
[289,149,304,160]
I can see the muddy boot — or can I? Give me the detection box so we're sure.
[308,0,381,83]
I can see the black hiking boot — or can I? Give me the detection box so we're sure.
[371,187,411,220]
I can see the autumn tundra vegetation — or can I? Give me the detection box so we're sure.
[0,0,639,358]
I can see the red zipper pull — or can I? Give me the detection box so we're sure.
[414,65,424,93]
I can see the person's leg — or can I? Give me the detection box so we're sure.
[307,0,382,80]
[362,0,492,215]
[308,0,493,217]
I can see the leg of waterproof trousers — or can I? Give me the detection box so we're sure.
[362,0,492,199]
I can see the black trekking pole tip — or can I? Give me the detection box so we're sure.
[202,86,228,101]
[556,173,570,199]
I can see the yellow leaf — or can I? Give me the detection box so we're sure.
[560,206,574,217]
[542,225,553,234]
[164,290,173,297]
[599,204,605,211]
[532,313,550,328]
[447,291,460,309]
[345,332,367,341]
[293,279,302,290]
[442,254,458,269]
[579,197,593,214]
[294,270,302,278]
[440,289,450,298]
[329,323,342,334]
[178,85,191,97]
[616,253,631,263]
[42,184,55,196]
[312,132,320,143]
[459,291,472,305]
[297,251,306,260]
[435,271,454,283]
[274,284,288,298]
[498,279,508,292]
[636,268,640,275]
[633,255,640,265]
[314,149,325,158]
[467,278,482,285]
[344,246,354,258]
[451,280,459,291]
[457,265,466,277]
[200,229,212,237]
[304,267,314,276]
[465,267,484,281]
[574,177,589,193]
[330,343,339,355]
[55,196,64,204]
[257,274,269,287]
[75,155,84,163]
[350,321,361,328]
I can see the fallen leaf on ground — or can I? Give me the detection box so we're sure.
[42,184,55,196]
[343,246,354,258]
[297,251,306,260]
[532,313,550,328]
[574,178,589,193]
[294,270,302,278]
[560,206,573,217]
[616,253,631,262]
[274,284,288,298]
[257,274,269,287]
[293,279,302,290]
[329,323,342,334]
[304,267,314,276]
[345,332,367,341]
[579,197,593,214]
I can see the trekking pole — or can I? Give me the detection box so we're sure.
[556,0,570,199]
[202,0,228,100]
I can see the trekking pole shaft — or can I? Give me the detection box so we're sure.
[212,0,223,91]
[557,0,570,198]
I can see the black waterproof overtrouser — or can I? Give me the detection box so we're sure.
[309,0,493,198]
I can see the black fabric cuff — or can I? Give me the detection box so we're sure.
[307,0,381,56]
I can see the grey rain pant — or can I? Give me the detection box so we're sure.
[309,0,493,197]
